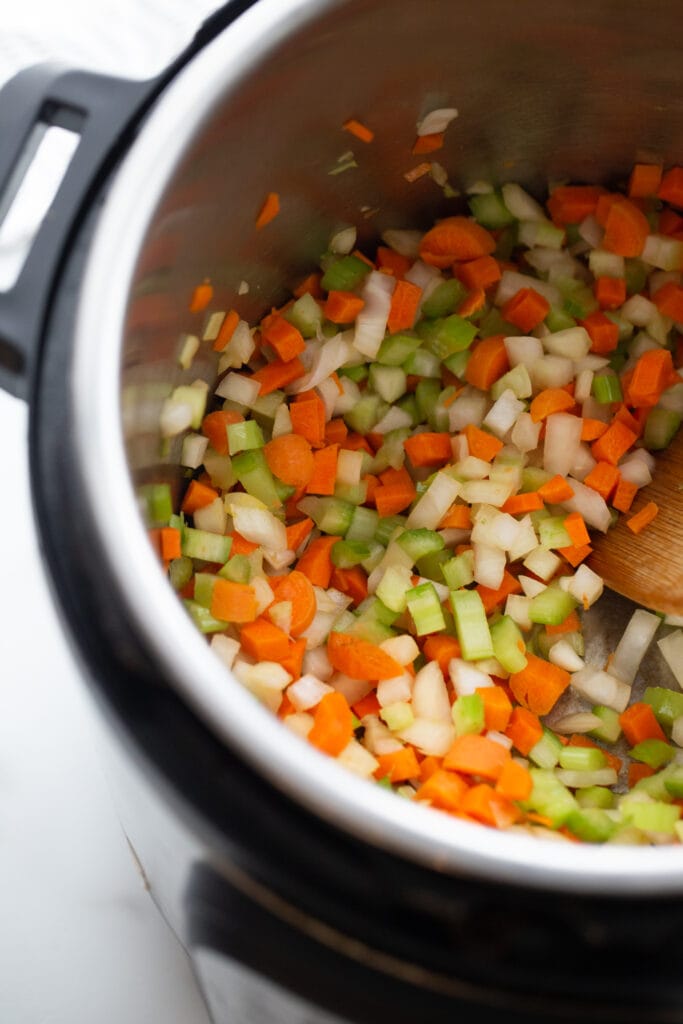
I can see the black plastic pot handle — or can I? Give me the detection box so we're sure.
[0,1,253,402]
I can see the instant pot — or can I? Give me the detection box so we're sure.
[2,1,683,1021]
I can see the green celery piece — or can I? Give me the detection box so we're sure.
[414,378,442,423]
[490,615,528,673]
[559,745,607,772]
[545,307,577,333]
[624,258,649,296]
[556,276,598,319]
[193,572,218,609]
[371,427,411,474]
[321,254,371,292]
[184,599,227,634]
[528,583,578,626]
[538,516,573,551]
[397,528,445,563]
[331,539,371,568]
[450,589,494,660]
[361,540,386,574]
[452,693,485,736]
[468,190,514,229]
[396,394,420,426]
[334,480,368,506]
[575,785,615,809]
[377,332,421,366]
[403,347,441,378]
[416,314,477,360]
[494,225,518,262]
[339,364,368,384]
[644,408,681,450]
[629,739,675,769]
[368,364,407,403]
[442,550,475,591]
[251,390,285,426]
[182,527,232,564]
[374,514,408,547]
[664,766,683,799]
[526,768,578,827]
[218,554,252,583]
[303,496,355,536]
[231,448,281,508]
[429,386,458,432]
[344,393,387,434]
[227,419,264,454]
[346,505,380,543]
[355,596,400,627]
[416,548,450,582]
[168,556,193,591]
[376,564,413,613]
[142,483,174,527]
[442,349,471,378]
[349,616,395,645]
[284,292,323,337]
[478,307,517,338]
[274,479,296,503]
[643,686,683,729]
[592,373,623,404]
[565,807,617,843]
[407,582,446,636]
[520,467,551,493]
[589,706,622,744]
[622,800,681,834]
[528,728,564,769]
[421,278,467,318]
[490,363,532,401]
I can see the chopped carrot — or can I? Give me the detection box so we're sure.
[240,618,289,661]
[476,570,522,614]
[495,759,533,802]
[594,276,626,310]
[418,755,443,783]
[628,762,655,787]
[612,477,639,514]
[658,166,683,209]
[508,653,571,716]
[462,422,504,462]
[353,691,381,719]
[462,784,521,828]
[213,309,240,352]
[501,491,544,515]
[580,311,620,354]
[270,571,316,635]
[296,535,340,588]
[583,461,620,501]
[252,356,305,395]
[324,418,348,445]
[342,432,374,455]
[210,579,258,623]
[363,473,379,506]
[558,543,593,567]
[419,216,496,268]
[330,566,368,607]
[443,733,510,781]
[590,420,637,466]
[457,288,486,318]
[189,280,213,312]
[265,433,315,489]
[626,346,676,408]
[374,476,417,517]
[182,479,220,514]
[376,246,412,277]
[160,526,182,562]
[529,387,576,423]
[255,191,280,229]
[327,633,403,681]
[262,316,306,361]
[412,131,444,154]
[547,184,604,225]
[505,706,543,756]
[601,197,649,257]
[619,702,666,746]
[306,443,340,495]
[580,417,608,442]
[613,403,642,437]
[628,163,663,198]
[375,747,421,783]
[229,531,258,556]
[290,391,326,447]
[537,474,575,504]
[293,272,323,299]
[285,517,314,554]
[415,769,468,812]
[387,279,422,333]
[563,511,591,548]
[423,634,461,674]
[324,290,365,323]
[404,162,433,182]
[309,691,354,757]
[403,431,452,467]
[545,609,581,636]
[477,685,513,733]
[501,288,550,332]
[437,503,473,528]
[455,255,501,291]
[567,734,622,774]
[342,118,374,143]
[626,501,659,534]
[464,335,509,391]
[201,409,244,455]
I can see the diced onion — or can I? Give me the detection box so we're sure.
[381,229,423,258]
[288,674,334,712]
[610,608,661,684]
[330,226,357,254]
[658,630,683,689]
[354,271,395,359]
[417,107,458,135]
[543,413,583,477]
[570,666,631,712]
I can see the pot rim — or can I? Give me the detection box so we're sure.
[71,0,683,894]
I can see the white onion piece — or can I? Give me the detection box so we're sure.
[303,646,334,680]
[562,477,611,532]
[377,673,414,707]
[181,432,209,469]
[272,403,293,439]
[215,371,261,406]
[574,369,594,404]
[578,214,603,249]
[657,630,683,688]
[336,448,363,487]
[373,405,413,434]
[501,183,546,221]
[507,516,538,561]
[518,575,546,598]
[398,718,455,757]
[160,398,193,437]
[610,609,661,684]
[621,293,659,326]
[575,354,611,373]
[530,355,575,391]
[543,413,583,477]
[542,327,591,360]
[449,658,493,696]
[495,270,560,307]
[483,389,526,438]
[406,472,461,529]
[210,634,240,670]
[588,249,624,279]
[412,661,451,721]
[570,666,631,712]
[417,107,458,135]
[461,479,515,507]
[618,448,655,487]
[523,546,561,582]
[570,443,597,482]
[471,507,522,551]
[452,455,490,480]
[548,641,586,674]
[379,634,420,666]
[448,387,489,431]
[511,412,542,453]
[552,711,601,734]
[268,600,292,635]
[641,233,683,272]
[504,334,544,368]
[381,229,423,258]
[287,332,354,393]
[363,715,403,755]
[288,674,333,712]
[505,594,532,630]
[300,610,340,650]
[337,739,380,778]
[525,247,577,276]
[473,542,506,589]
[330,226,357,254]
[329,672,372,705]
[227,502,287,553]
[194,497,227,535]
[659,382,683,415]
[559,564,604,608]
[353,271,395,358]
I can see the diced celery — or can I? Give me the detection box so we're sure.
[182,527,232,564]
[331,539,371,568]
[559,746,607,772]
[346,505,380,543]
[526,768,578,827]
[520,467,551,493]
[545,307,577,333]
[334,480,368,506]
[565,807,617,843]
[310,497,355,536]
[585,705,621,744]
[490,615,528,673]
[479,307,517,338]
[350,617,395,645]
[442,349,471,378]
[629,739,675,769]
[193,572,218,608]
[442,550,475,591]
[380,702,415,732]
[371,427,411,474]
[284,292,323,337]
[184,599,227,634]
[528,583,578,626]
[468,190,514,229]
[416,548,450,582]
[218,554,252,583]
[538,516,573,550]
[528,727,564,769]
[556,277,598,319]
[403,347,442,378]
[231,448,281,508]
[168,556,193,591]
[622,800,681,834]
[429,385,458,432]
[450,589,494,660]
[397,528,445,563]
[633,766,677,802]
[518,219,565,250]
[170,385,207,429]
[644,686,683,729]
[624,258,649,296]
[274,479,296,502]
[415,378,442,423]
[376,564,414,614]
[416,314,477,360]
[396,394,421,426]
[142,482,174,526]
[407,582,446,636]
[360,541,386,574]
[377,332,421,366]
[374,514,408,547]
[369,364,407,403]
[452,693,485,736]
[643,408,681,451]
[421,278,467,318]
[321,254,371,292]
[339,364,368,384]
[490,363,532,401]
[592,373,623,404]
[356,596,400,627]
[575,785,615,809]
[664,766,683,799]
[252,389,285,424]
[344,393,387,434]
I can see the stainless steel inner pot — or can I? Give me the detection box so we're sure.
[72,0,683,893]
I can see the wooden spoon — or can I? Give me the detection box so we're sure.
[590,429,683,618]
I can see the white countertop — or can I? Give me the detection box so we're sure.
[1,3,223,1020]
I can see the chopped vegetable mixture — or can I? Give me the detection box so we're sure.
[149,159,683,845]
